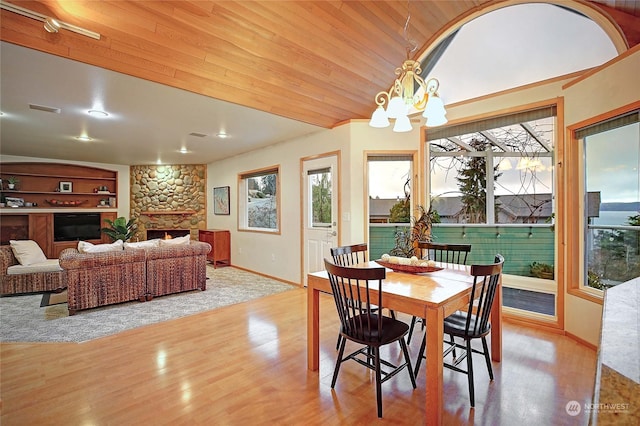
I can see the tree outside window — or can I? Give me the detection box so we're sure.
[239,166,280,232]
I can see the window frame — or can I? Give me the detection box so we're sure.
[425,105,557,226]
[566,101,640,303]
[237,165,281,234]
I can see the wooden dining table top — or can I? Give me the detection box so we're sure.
[308,260,477,317]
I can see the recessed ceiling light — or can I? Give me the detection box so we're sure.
[217,132,229,139]
[75,136,93,142]
[179,148,188,154]
[43,17,61,33]
[29,103,60,113]
[88,109,109,118]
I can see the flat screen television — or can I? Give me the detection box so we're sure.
[53,213,102,242]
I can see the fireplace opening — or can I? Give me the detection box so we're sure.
[146,229,190,240]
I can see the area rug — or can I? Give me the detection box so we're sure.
[0,266,295,343]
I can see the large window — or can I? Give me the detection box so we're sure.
[368,154,414,224]
[580,110,640,290]
[238,166,280,233]
[427,107,556,225]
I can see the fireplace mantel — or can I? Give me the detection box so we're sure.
[140,210,196,216]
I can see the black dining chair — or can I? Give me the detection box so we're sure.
[407,242,472,343]
[324,258,416,418]
[414,254,505,408]
[331,243,369,350]
[330,243,368,266]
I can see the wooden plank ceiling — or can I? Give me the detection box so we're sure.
[1,0,639,129]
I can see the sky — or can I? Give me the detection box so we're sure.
[370,3,638,204]
[586,124,640,204]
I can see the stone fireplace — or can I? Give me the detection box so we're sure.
[146,229,191,240]
[130,165,206,241]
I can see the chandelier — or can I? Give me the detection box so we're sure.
[369,8,447,132]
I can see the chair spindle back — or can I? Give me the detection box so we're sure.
[324,258,385,344]
[464,254,504,338]
[418,242,471,265]
[330,243,368,266]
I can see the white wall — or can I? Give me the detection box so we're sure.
[0,154,130,217]
[207,127,350,284]
[562,48,640,345]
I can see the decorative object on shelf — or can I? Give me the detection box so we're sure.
[213,186,230,215]
[59,181,72,192]
[45,199,86,206]
[101,216,137,242]
[7,176,19,190]
[5,197,24,207]
[368,3,447,132]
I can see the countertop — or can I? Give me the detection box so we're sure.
[591,276,639,425]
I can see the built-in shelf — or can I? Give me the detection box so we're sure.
[2,190,116,196]
[1,162,118,209]
[3,172,117,181]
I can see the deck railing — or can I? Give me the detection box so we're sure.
[370,223,555,278]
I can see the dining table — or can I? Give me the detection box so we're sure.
[307,260,502,425]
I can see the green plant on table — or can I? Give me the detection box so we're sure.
[101,216,137,242]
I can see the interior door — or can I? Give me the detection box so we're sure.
[303,155,338,285]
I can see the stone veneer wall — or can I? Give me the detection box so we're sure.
[130,165,206,241]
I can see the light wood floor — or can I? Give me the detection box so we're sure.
[1,288,596,425]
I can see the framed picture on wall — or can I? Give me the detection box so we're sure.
[59,181,73,192]
[213,186,230,215]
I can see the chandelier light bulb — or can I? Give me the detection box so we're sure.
[369,106,390,128]
[393,113,412,132]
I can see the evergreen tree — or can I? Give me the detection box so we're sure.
[455,138,501,223]
[311,172,332,223]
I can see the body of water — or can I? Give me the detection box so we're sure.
[592,210,637,226]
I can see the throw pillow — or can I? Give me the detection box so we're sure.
[9,240,48,265]
[78,239,124,253]
[124,239,161,250]
[159,234,191,246]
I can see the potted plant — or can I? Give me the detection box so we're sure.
[7,176,19,190]
[101,216,137,242]
[530,262,554,279]
[390,205,438,258]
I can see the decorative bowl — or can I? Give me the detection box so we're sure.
[46,199,87,207]
[375,259,444,274]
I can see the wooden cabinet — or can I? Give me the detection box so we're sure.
[0,211,116,258]
[198,229,230,268]
[0,162,117,209]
